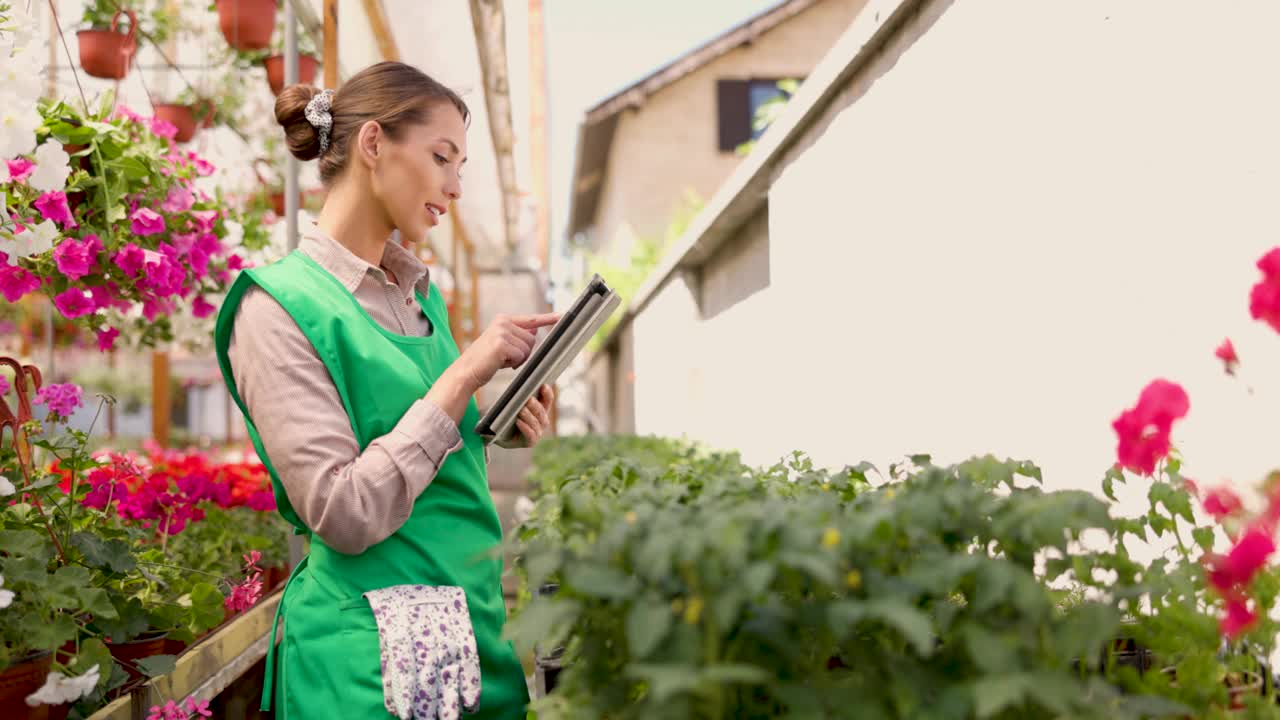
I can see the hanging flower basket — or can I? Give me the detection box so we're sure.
[216,0,277,51]
[76,8,137,80]
[264,53,318,96]
[152,103,198,143]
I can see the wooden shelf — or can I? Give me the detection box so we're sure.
[87,590,281,720]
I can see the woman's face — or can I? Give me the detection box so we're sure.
[368,102,467,244]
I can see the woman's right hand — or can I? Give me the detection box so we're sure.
[457,313,560,390]
[427,312,559,424]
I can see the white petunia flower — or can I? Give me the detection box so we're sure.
[0,574,14,609]
[28,142,72,192]
[0,92,41,161]
[223,219,244,247]
[25,664,101,706]
[0,2,40,50]
[0,219,57,264]
[0,45,42,100]
[513,496,535,525]
[0,474,14,496]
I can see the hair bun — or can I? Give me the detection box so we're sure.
[275,84,325,161]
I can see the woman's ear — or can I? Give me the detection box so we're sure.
[356,120,382,168]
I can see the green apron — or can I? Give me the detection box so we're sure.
[213,250,529,719]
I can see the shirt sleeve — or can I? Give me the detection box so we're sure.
[226,285,463,555]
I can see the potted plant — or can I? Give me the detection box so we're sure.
[214,0,277,51]
[0,94,268,351]
[75,7,136,80]
[150,102,198,143]
[260,16,320,95]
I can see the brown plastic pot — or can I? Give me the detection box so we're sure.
[0,651,56,719]
[264,53,317,96]
[216,0,277,51]
[106,631,167,685]
[76,9,137,80]
[152,104,198,143]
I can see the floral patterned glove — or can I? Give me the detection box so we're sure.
[363,585,482,719]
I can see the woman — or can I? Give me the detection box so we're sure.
[214,61,556,719]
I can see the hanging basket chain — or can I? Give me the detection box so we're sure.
[45,0,91,113]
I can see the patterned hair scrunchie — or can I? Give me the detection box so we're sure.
[304,88,336,154]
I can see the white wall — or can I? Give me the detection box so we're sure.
[630,0,1280,516]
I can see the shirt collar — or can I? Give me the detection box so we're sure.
[299,224,432,296]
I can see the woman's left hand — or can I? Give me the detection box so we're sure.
[506,384,554,448]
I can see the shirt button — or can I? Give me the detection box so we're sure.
[405,297,413,306]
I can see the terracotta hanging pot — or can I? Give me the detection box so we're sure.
[264,53,318,96]
[152,104,198,143]
[76,9,137,80]
[253,158,286,216]
[216,0,277,51]
[105,631,168,686]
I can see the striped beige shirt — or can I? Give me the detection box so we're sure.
[226,226,464,555]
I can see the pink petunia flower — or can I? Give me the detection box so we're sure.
[53,288,95,319]
[161,186,194,214]
[33,191,74,226]
[113,244,145,277]
[130,208,166,237]
[96,327,120,352]
[5,158,35,183]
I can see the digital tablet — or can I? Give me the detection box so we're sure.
[474,274,621,444]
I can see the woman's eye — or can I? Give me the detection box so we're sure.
[433,153,448,165]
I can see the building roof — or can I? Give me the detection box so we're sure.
[595,0,922,351]
[565,0,824,241]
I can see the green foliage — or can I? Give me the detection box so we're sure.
[579,191,705,352]
[508,437,1233,719]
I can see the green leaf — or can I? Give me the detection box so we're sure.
[626,598,671,659]
[697,663,769,687]
[778,551,838,586]
[134,654,177,678]
[188,582,226,632]
[564,564,635,599]
[47,565,93,608]
[972,674,1027,718]
[524,549,559,590]
[107,156,150,180]
[504,597,579,655]
[0,529,55,562]
[961,623,1017,673]
[72,532,137,573]
[24,613,78,651]
[71,638,112,690]
[1192,527,1215,553]
[864,601,934,657]
[626,662,702,703]
[107,203,127,222]
[77,587,118,620]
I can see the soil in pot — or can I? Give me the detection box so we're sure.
[264,53,318,96]
[0,650,58,719]
[216,0,277,51]
[76,10,137,80]
[152,104,198,143]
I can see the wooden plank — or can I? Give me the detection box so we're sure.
[87,592,282,719]
[323,0,339,88]
[151,352,170,448]
[359,0,399,62]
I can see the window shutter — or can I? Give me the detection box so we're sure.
[716,79,751,152]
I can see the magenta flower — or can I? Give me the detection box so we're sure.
[53,288,95,319]
[0,374,9,396]
[130,208,166,237]
[142,296,174,322]
[5,158,34,183]
[190,210,217,233]
[161,186,194,214]
[169,232,196,255]
[247,489,276,512]
[96,326,120,352]
[33,382,84,417]
[192,157,215,176]
[115,105,143,123]
[0,264,41,302]
[113,243,145,277]
[33,191,74,227]
[192,296,216,318]
[142,255,185,297]
[53,237,95,280]
[184,697,212,718]
[148,117,178,140]
[227,254,246,271]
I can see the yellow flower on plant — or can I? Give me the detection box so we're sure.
[822,527,840,548]
[671,597,684,615]
[624,511,637,525]
[684,596,704,625]
[846,569,862,589]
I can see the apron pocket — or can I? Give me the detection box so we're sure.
[361,585,482,720]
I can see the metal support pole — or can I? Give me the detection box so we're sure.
[283,0,305,570]
[284,0,301,252]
